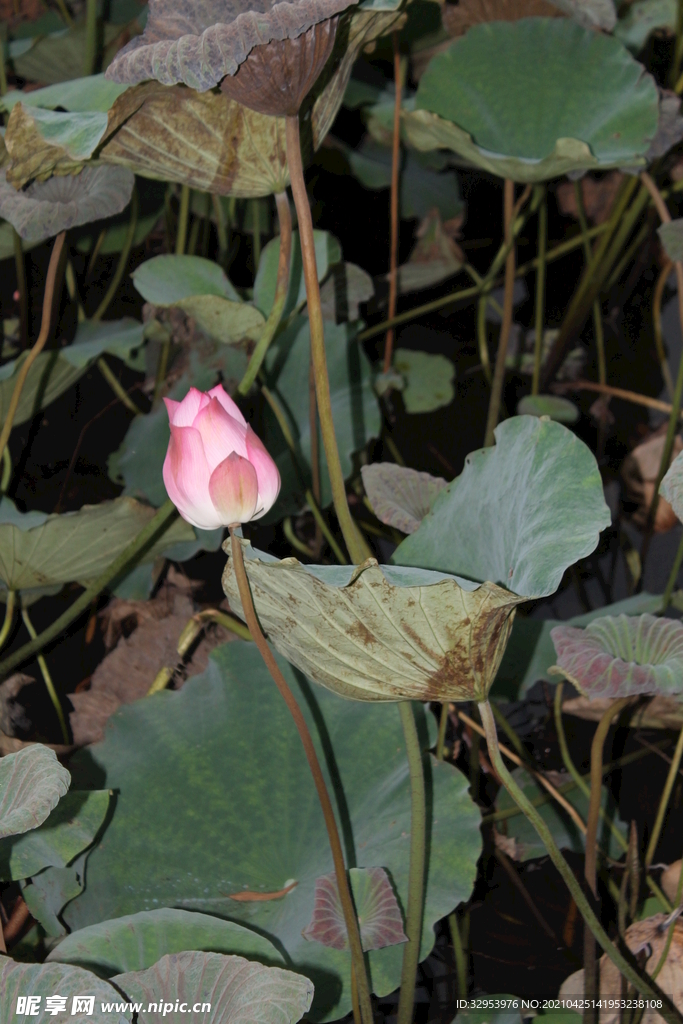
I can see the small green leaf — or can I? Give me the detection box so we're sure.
[394,349,455,413]
[254,230,342,318]
[658,219,683,264]
[0,746,70,840]
[302,867,407,951]
[517,394,580,423]
[132,254,241,305]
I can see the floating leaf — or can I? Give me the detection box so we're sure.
[361,462,447,534]
[223,541,524,701]
[115,952,313,1024]
[658,219,683,264]
[516,394,579,424]
[614,0,676,51]
[394,349,455,414]
[0,165,135,242]
[49,909,284,974]
[394,416,610,598]
[551,614,683,699]
[63,642,481,1021]
[302,867,407,951]
[0,957,131,1024]
[0,746,70,840]
[0,791,110,881]
[409,19,659,181]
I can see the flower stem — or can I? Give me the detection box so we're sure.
[531,191,547,396]
[285,113,371,565]
[0,231,66,466]
[238,192,292,395]
[384,32,402,373]
[96,357,143,414]
[484,180,515,447]
[21,607,69,744]
[0,591,15,653]
[229,529,374,1024]
[83,0,99,76]
[478,699,683,1024]
[175,185,190,256]
[654,261,675,400]
[396,700,427,1024]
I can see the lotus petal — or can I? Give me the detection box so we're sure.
[303,867,407,951]
[0,165,134,242]
[551,614,683,699]
[222,541,524,701]
[361,463,447,534]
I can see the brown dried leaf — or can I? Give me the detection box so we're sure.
[442,0,563,37]
[3,104,86,188]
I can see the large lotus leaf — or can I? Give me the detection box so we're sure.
[222,541,525,701]
[0,166,135,243]
[4,104,109,188]
[106,0,360,91]
[115,952,313,1024]
[361,463,448,534]
[0,745,70,840]
[615,0,676,51]
[0,790,110,881]
[393,416,610,599]
[9,21,123,85]
[0,957,131,1024]
[411,19,659,181]
[495,767,627,861]
[551,614,683,699]
[302,867,407,951]
[63,642,482,1021]
[0,75,130,114]
[263,316,381,514]
[0,496,193,593]
[393,349,455,414]
[492,592,664,700]
[254,230,342,318]
[517,394,579,424]
[49,909,285,974]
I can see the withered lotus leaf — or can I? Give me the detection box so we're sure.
[222,540,525,702]
[0,166,135,242]
[361,463,447,535]
[551,614,683,699]
[106,0,359,93]
[4,104,108,189]
[302,868,408,952]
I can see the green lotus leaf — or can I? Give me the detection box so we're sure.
[658,219,683,265]
[495,767,627,861]
[254,230,342,318]
[302,867,407,951]
[393,416,610,598]
[263,316,380,514]
[21,854,88,938]
[551,614,683,699]
[516,394,579,423]
[0,956,131,1024]
[48,909,285,974]
[4,104,109,188]
[0,165,135,243]
[319,262,374,323]
[410,19,659,181]
[62,642,481,1020]
[115,952,313,1024]
[62,318,145,369]
[361,463,447,534]
[0,746,70,840]
[0,74,130,114]
[0,790,110,881]
[393,349,455,413]
[222,541,524,701]
[614,0,676,52]
[0,495,193,593]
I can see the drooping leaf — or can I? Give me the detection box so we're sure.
[254,230,342,318]
[551,614,683,699]
[115,952,313,1024]
[63,642,482,1021]
[222,540,524,701]
[361,462,448,534]
[0,956,131,1024]
[302,867,407,951]
[393,416,610,598]
[614,0,676,51]
[410,19,659,181]
[0,745,70,840]
[0,165,135,242]
[516,394,579,424]
[49,909,285,973]
[658,220,683,265]
[394,349,455,413]
[0,791,110,881]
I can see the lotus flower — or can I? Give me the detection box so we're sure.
[163,385,280,529]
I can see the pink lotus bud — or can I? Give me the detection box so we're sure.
[162,384,280,530]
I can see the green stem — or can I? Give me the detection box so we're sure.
[12,228,28,350]
[490,700,527,760]
[175,185,190,256]
[0,500,178,680]
[176,608,253,654]
[476,295,491,384]
[212,194,229,268]
[283,517,314,557]
[285,114,371,565]
[251,198,262,277]
[448,912,468,998]
[397,700,427,1024]
[83,0,99,76]
[436,702,448,761]
[645,723,683,871]
[96,357,143,414]
[653,262,676,401]
[663,531,683,609]
[484,179,515,447]
[238,192,292,396]
[574,181,606,390]
[478,699,683,1024]
[0,591,15,653]
[92,187,138,323]
[229,530,374,1024]
[21,607,69,744]
[532,192,547,396]
[1,445,11,494]
[305,490,347,565]
[604,222,650,293]
[153,333,171,405]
